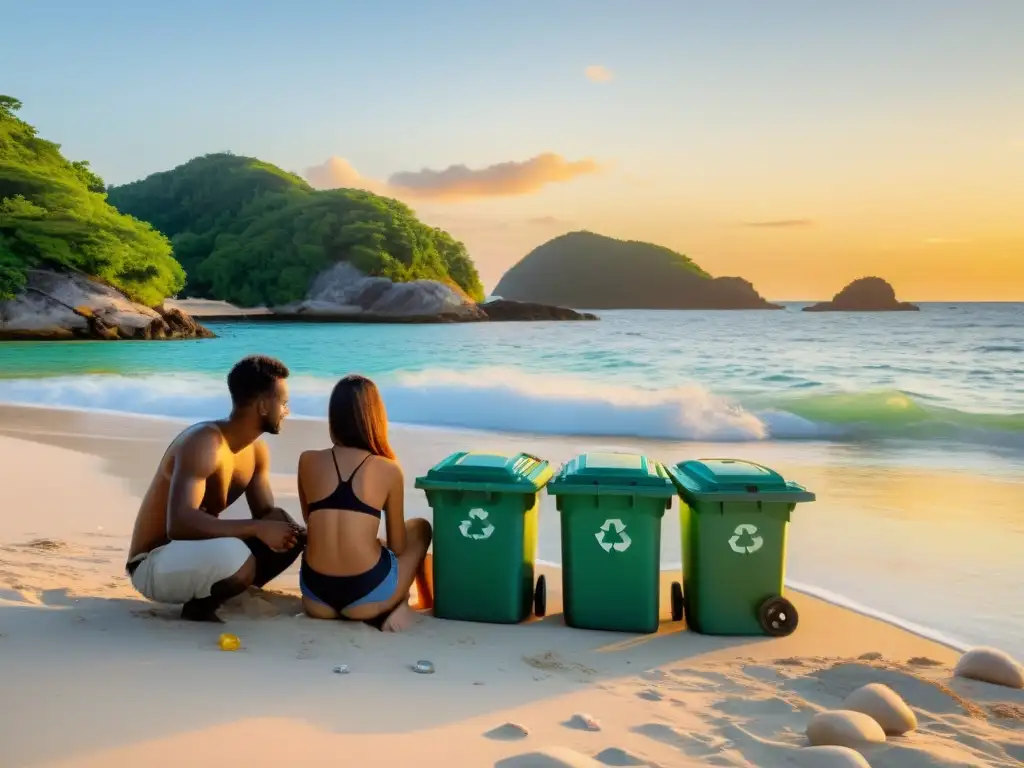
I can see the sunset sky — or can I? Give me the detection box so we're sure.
[3,0,1022,300]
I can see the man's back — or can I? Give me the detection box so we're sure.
[127,422,258,560]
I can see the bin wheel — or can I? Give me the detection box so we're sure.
[758,595,799,637]
[534,575,547,618]
[670,581,685,622]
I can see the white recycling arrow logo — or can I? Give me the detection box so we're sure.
[728,523,764,554]
[595,518,632,552]
[458,508,495,540]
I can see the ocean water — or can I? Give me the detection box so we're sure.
[0,303,1022,653]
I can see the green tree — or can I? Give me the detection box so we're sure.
[0,95,184,303]
[108,153,485,306]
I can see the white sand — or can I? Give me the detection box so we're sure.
[0,405,1022,768]
[164,298,271,316]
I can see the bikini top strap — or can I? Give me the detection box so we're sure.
[348,452,372,482]
[330,448,343,481]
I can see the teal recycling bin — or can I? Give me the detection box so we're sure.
[666,458,815,636]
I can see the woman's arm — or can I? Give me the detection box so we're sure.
[296,451,312,526]
[383,462,408,555]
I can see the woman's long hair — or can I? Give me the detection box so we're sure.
[327,375,396,460]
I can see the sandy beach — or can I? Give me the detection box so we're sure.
[1,404,1022,767]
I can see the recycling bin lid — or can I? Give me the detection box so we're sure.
[414,451,553,492]
[667,458,815,503]
[547,452,676,497]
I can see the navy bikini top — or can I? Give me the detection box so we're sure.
[305,451,382,519]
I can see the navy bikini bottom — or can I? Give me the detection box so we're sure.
[300,548,400,630]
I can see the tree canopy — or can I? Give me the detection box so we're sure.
[107,153,485,306]
[0,95,184,304]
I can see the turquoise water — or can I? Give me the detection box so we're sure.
[1,303,1022,450]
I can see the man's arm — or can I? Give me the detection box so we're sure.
[245,440,277,520]
[167,428,260,541]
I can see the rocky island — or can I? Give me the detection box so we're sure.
[0,95,210,341]
[803,277,920,312]
[492,231,782,310]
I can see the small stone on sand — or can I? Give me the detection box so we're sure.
[953,646,1024,689]
[565,713,601,731]
[843,682,917,735]
[333,665,349,674]
[806,710,886,748]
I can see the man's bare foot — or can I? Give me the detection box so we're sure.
[381,601,417,632]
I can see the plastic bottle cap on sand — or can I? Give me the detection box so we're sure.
[413,660,435,674]
[218,633,241,651]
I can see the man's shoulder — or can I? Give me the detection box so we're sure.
[177,421,226,449]
[169,422,227,463]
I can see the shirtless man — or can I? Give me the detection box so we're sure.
[126,355,306,622]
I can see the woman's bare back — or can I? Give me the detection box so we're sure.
[298,446,395,577]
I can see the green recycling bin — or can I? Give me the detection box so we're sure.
[666,458,815,637]
[414,451,553,624]
[547,452,676,634]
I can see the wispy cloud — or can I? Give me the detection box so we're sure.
[585,65,613,83]
[306,153,601,201]
[741,219,814,229]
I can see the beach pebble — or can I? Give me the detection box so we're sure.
[953,646,1024,689]
[806,710,886,748]
[412,660,435,674]
[483,722,530,740]
[333,665,349,675]
[791,745,872,767]
[842,683,917,735]
[566,712,602,731]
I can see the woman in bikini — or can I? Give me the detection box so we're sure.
[297,374,433,632]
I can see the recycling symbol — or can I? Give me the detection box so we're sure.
[728,523,763,554]
[595,518,632,553]
[458,508,495,540]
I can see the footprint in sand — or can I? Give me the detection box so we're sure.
[20,538,69,552]
[712,694,800,718]
[636,689,664,701]
[666,668,745,694]
[631,723,722,758]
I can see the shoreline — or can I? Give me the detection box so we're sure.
[0,402,976,654]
